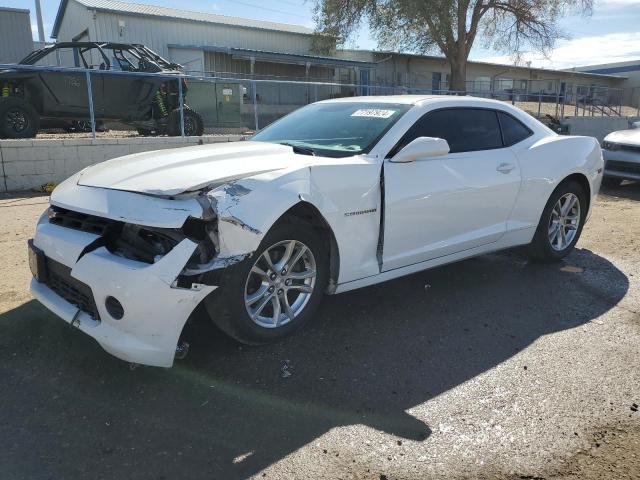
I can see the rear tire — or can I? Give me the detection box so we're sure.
[167,106,204,137]
[136,127,156,136]
[0,97,39,139]
[204,218,328,344]
[527,180,587,263]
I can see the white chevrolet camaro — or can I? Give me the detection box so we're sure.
[29,95,604,367]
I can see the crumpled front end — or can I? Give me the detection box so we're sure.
[28,159,291,366]
[28,177,232,367]
[30,209,216,367]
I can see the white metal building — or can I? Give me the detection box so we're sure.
[51,0,374,81]
[0,7,34,64]
[573,60,640,108]
[49,0,630,109]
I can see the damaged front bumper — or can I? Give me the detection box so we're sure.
[30,219,216,367]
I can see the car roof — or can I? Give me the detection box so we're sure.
[318,95,439,105]
[318,94,517,108]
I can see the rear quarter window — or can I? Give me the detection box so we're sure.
[498,111,533,146]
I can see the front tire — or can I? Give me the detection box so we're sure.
[527,180,587,262]
[204,219,328,344]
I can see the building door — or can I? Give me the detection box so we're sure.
[359,69,370,96]
[431,72,441,93]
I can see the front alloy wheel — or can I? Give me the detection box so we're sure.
[244,240,317,328]
[204,218,328,344]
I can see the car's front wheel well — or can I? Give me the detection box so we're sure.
[277,202,340,293]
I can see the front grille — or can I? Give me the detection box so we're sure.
[619,144,640,154]
[606,160,640,174]
[49,206,121,236]
[44,257,101,321]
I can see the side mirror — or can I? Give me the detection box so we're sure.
[390,137,450,163]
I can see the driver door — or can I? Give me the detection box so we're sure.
[382,108,522,271]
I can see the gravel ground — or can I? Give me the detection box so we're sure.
[0,184,639,480]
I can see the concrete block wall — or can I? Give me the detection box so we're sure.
[0,135,246,193]
[563,116,640,142]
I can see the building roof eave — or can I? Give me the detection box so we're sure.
[168,44,377,69]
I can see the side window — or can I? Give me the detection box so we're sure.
[498,111,533,146]
[393,108,503,155]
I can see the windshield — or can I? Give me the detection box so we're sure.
[251,102,412,158]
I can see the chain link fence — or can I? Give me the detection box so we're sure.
[0,63,634,138]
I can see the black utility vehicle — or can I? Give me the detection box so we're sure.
[0,42,204,138]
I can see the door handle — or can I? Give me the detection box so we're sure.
[496,162,515,174]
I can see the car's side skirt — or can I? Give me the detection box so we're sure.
[333,226,535,294]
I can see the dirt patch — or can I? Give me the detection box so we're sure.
[547,423,640,479]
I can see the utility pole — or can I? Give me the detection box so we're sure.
[35,0,45,43]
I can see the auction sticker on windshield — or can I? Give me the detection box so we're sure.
[350,109,397,118]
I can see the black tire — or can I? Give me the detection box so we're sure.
[167,106,204,137]
[0,97,39,139]
[601,176,623,188]
[527,180,587,263]
[136,127,155,136]
[203,218,328,345]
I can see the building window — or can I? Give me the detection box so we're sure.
[475,76,491,92]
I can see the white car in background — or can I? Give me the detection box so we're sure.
[601,126,640,186]
[28,95,603,367]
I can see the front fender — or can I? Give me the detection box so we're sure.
[206,159,383,285]
[207,168,315,261]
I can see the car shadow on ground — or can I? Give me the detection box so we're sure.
[0,248,629,479]
[600,180,640,201]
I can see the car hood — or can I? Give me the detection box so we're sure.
[77,141,304,196]
[604,128,640,146]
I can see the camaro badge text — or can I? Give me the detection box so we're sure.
[345,208,377,217]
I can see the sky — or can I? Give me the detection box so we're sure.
[9,0,640,69]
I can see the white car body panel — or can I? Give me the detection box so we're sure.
[29,95,603,367]
[383,147,521,270]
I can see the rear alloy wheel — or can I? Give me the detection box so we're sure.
[0,98,39,139]
[548,193,581,251]
[204,219,328,344]
[527,180,587,262]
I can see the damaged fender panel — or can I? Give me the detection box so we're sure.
[194,157,383,285]
[205,169,312,262]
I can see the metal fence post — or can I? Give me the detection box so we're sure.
[177,75,185,137]
[537,91,542,119]
[252,80,259,131]
[85,70,96,139]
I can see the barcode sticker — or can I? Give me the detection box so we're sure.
[350,109,396,118]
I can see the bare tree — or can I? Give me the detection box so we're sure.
[312,0,593,92]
